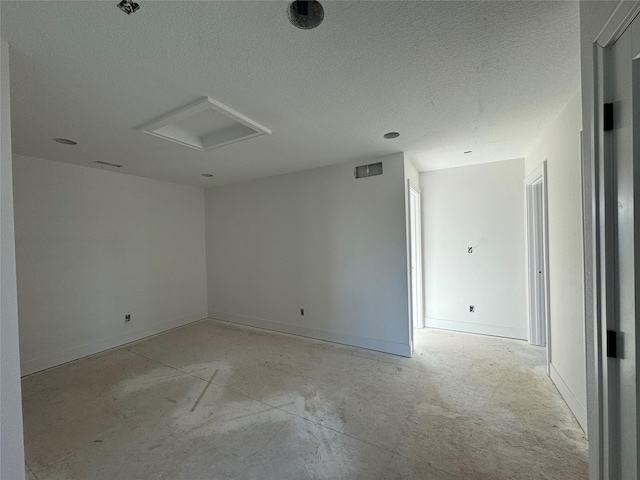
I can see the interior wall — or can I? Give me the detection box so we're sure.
[0,39,26,480]
[404,155,420,188]
[13,155,208,375]
[420,159,527,339]
[205,153,411,356]
[525,91,586,430]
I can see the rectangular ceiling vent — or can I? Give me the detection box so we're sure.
[354,162,383,179]
[137,97,271,152]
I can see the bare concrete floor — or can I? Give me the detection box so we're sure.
[22,320,588,480]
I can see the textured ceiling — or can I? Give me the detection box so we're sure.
[1,1,580,187]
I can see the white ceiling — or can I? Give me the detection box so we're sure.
[1,1,580,188]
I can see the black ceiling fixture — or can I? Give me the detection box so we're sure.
[288,1,324,30]
[117,0,140,15]
[383,132,400,139]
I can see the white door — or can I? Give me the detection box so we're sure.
[525,165,550,354]
[533,182,547,345]
[409,184,423,330]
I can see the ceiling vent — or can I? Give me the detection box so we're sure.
[138,97,271,152]
[354,162,383,179]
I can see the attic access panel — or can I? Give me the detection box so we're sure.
[138,97,271,151]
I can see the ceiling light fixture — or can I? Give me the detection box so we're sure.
[117,0,140,15]
[383,132,400,139]
[201,174,213,178]
[288,1,324,30]
[464,150,472,154]
[53,138,77,145]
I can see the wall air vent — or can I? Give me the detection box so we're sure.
[354,162,383,179]
[138,97,271,152]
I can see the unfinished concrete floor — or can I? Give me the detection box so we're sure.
[22,320,588,480]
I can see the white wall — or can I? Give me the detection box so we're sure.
[404,155,420,188]
[205,153,412,356]
[13,155,208,375]
[525,91,586,431]
[0,39,26,480]
[420,159,527,339]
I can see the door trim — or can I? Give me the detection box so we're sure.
[407,181,423,333]
[524,161,551,371]
[595,0,640,48]
[590,9,640,476]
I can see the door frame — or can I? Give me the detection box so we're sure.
[408,181,424,330]
[524,161,551,369]
[589,3,640,477]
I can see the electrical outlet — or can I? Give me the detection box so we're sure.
[125,314,131,323]
[469,305,475,313]
[300,308,305,316]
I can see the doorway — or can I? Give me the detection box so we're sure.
[408,183,423,331]
[525,162,550,365]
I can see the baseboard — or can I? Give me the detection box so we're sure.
[424,317,527,340]
[549,363,587,433]
[20,312,207,376]
[208,311,412,357]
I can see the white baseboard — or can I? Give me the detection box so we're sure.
[549,363,587,433]
[208,312,412,357]
[21,312,207,376]
[424,317,527,340]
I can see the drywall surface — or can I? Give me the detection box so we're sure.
[525,92,586,431]
[2,2,580,187]
[404,155,420,189]
[0,39,26,480]
[13,155,208,375]
[421,159,527,339]
[205,153,411,356]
